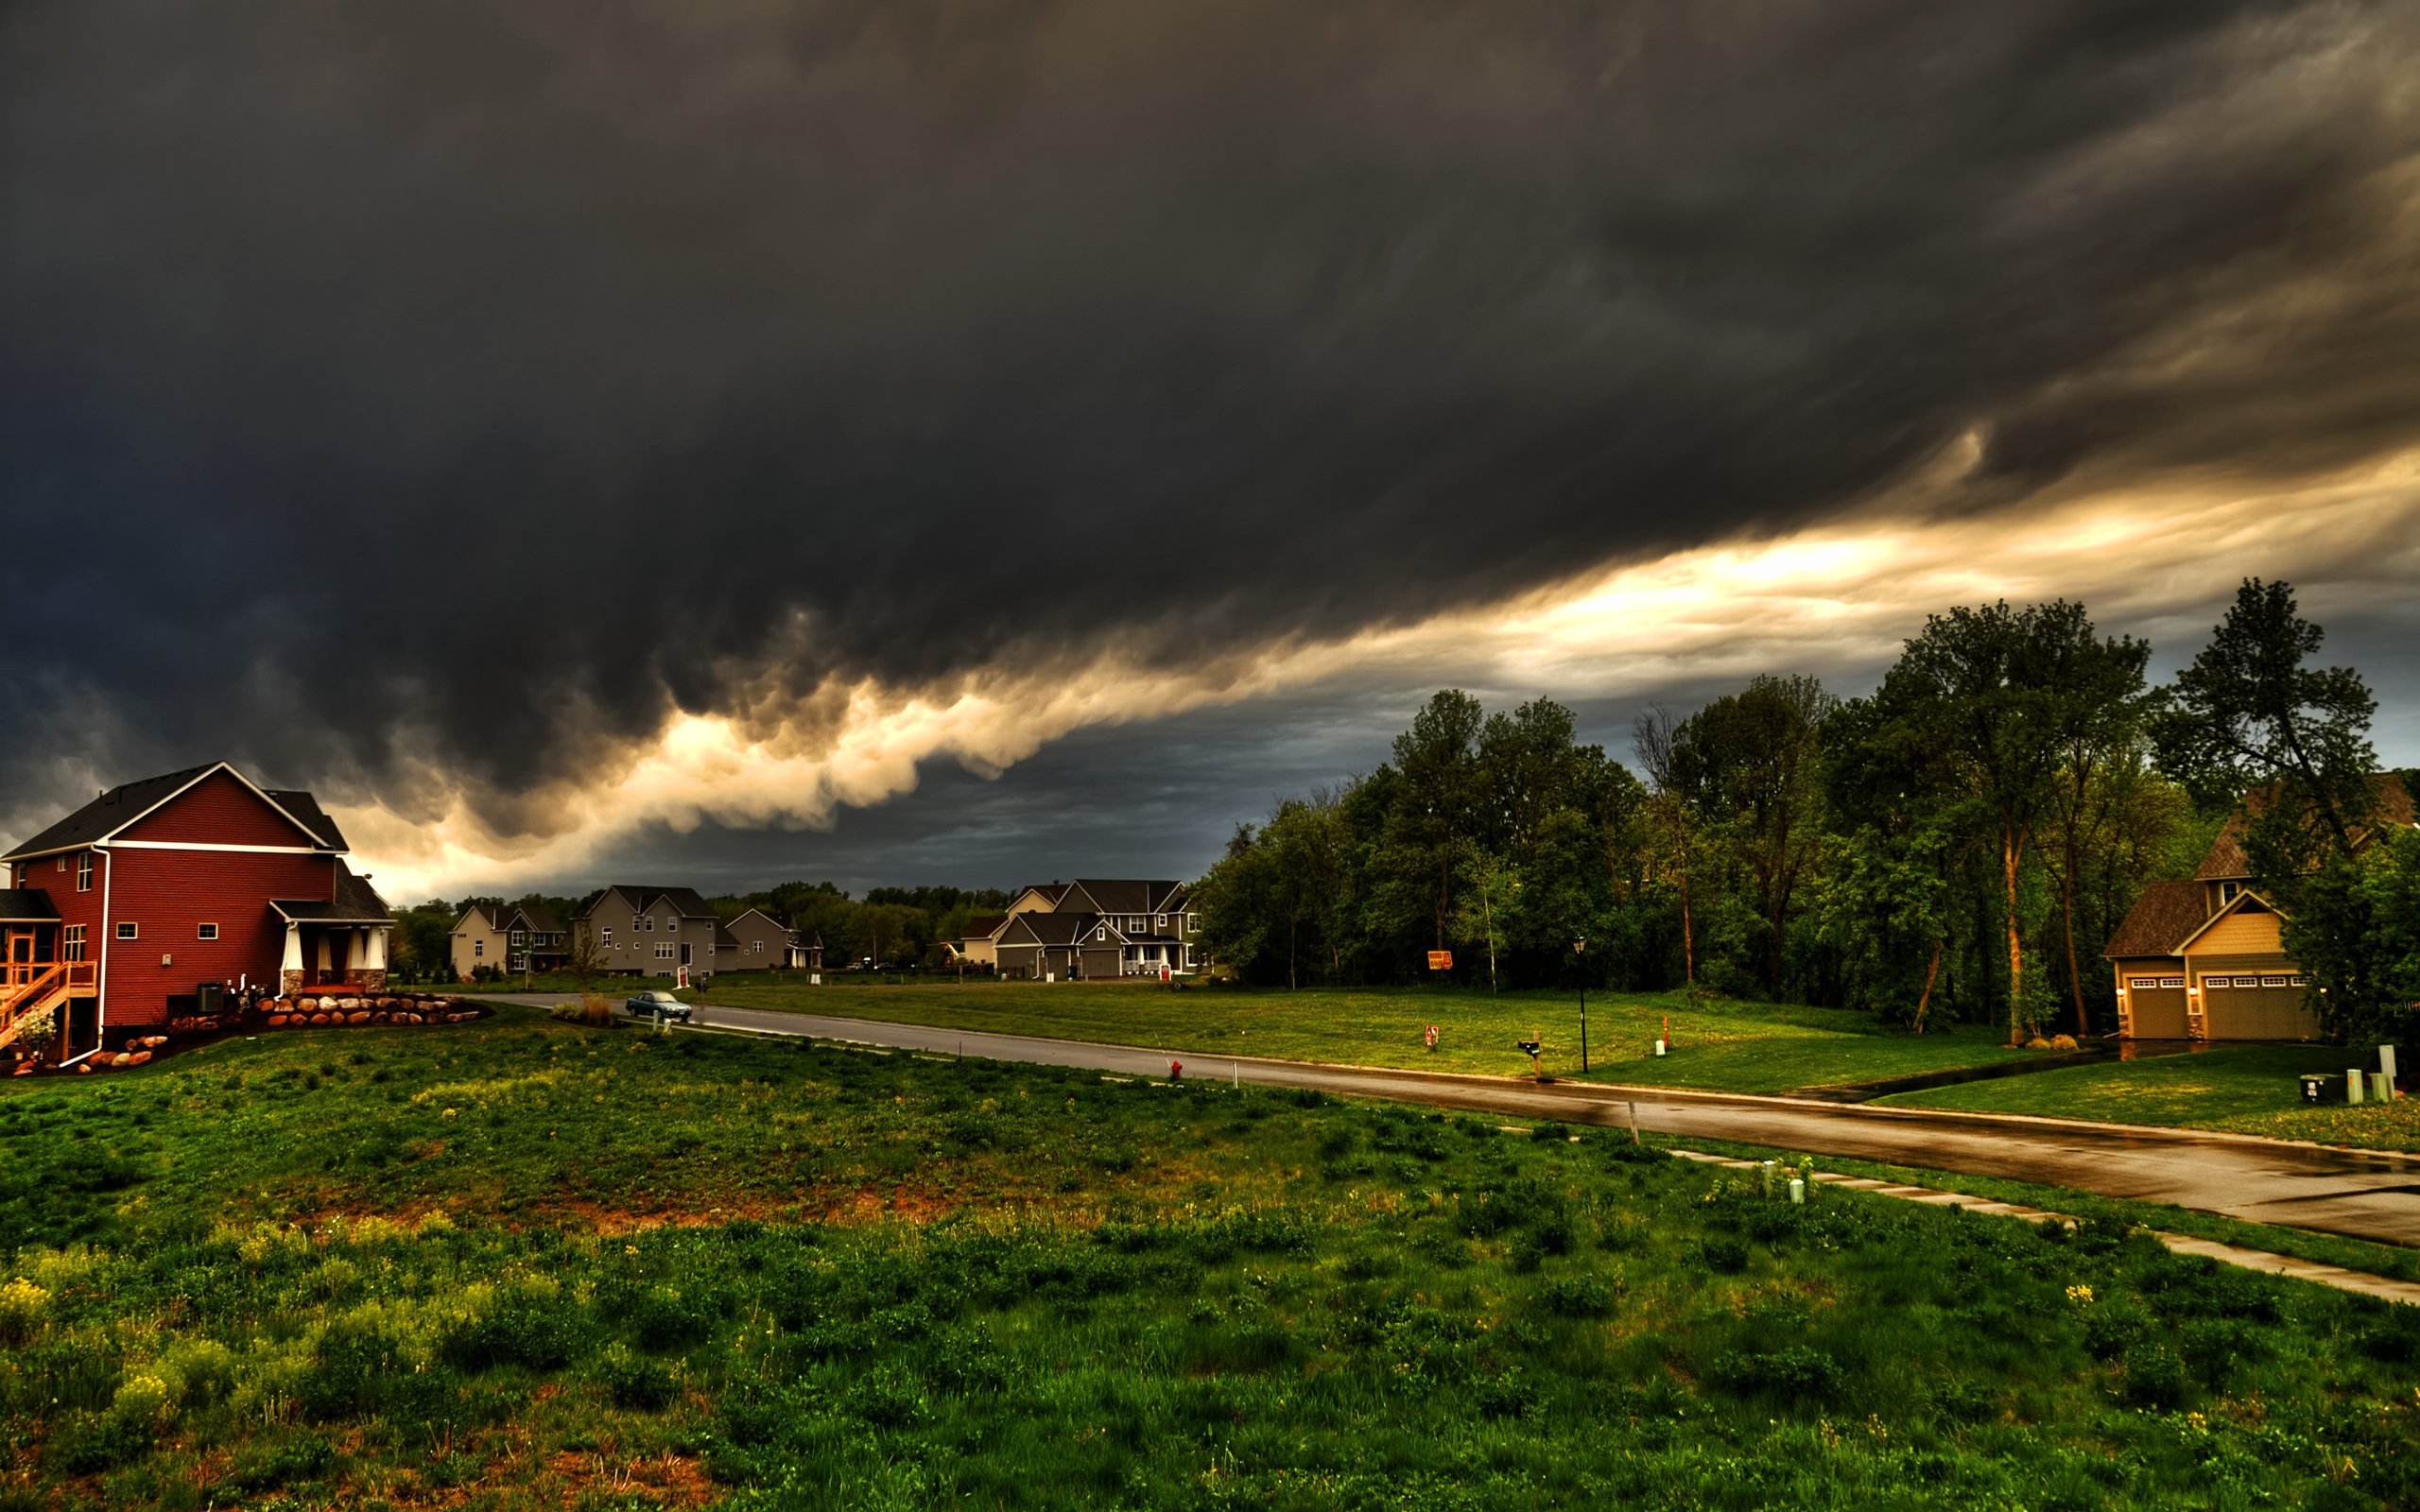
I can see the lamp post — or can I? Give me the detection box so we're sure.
[1574,936,1588,1074]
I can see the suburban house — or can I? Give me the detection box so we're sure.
[985,879,1199,980]
[948,915,1007,969]
[2104,775,2413,1040]
[1,762,392,1062]
[574,885,721,978]
[716,906,811,971]
[448,901,569,980]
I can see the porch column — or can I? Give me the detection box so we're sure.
[361,926,389,990]
[343,929,364,978]
[280,924,304,996]
[315,931,333,973]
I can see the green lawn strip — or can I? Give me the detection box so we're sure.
[683,979,2033,1093]
[1877,1044,2420,1154]
[7,1008,2416,1510]
[1656,1131,2420,1284]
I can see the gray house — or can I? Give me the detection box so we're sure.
[990,879,1198,980]
[575,885,720,979]
[717,907,806,971]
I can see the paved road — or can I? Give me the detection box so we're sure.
[482,995,2420,1250]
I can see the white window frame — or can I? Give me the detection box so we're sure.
[473,939,484,958]
[2259,975,2289,988]
[78,853,93,892]
[601,928,615,947]
[2233,975,2259,988]
[1094,924,1107,942]
[510,929,527,948]
[2204,976,2229,989]
[197,922,219,940]
[2127,977,2158,989]
[56,854,66,872]
[2290,974,2308,987]
[654,941,675,961]
[115,921,138,941]
[1155,914,1166,929]
[2158,976,2183,988]
[62,924,85,962]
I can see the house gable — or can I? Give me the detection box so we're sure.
[2176,892,2286,959]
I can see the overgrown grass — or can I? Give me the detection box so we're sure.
[1881,1044,2420,1154]
[1,1008,2413,1510]
[674,979,2034,1093]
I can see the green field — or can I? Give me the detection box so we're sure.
[1881,1044,2420,1153]
[680,978,2036,1094]
[2,1008,2415,1510]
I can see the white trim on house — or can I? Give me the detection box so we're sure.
[107,839,323,854]
[2169,888,2278,954]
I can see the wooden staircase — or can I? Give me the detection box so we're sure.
[0,961,95,1055]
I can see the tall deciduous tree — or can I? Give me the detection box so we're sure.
[1672,675,1837,997]
[1869,601,2133,1044]
[1389,691,1485,952]
[1632,704,1700,990]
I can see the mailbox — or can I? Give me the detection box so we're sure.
[2299,1074,2337,1105]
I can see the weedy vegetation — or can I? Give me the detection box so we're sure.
[0,1007,2413,1509]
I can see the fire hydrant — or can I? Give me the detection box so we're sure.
[1168,1059,1184,1081]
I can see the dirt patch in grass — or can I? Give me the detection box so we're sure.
[540,1450,713,1508]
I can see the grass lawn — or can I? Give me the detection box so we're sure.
[3,1010,2416,1510]
[678,978,2036,1094]
[1879,1044,2420,1154]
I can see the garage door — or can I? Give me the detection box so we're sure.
[2122,974,2189,1038]
[2201,973,2321,1040]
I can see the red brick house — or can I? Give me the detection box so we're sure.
[2,763,391,1062]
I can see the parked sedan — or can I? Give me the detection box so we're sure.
[621,989,693,1023]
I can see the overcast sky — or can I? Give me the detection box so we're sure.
[6,2,2417,902]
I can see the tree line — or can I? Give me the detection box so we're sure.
[1195,580,2417,1041]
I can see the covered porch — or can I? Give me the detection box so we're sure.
[2,888,97,1060]
[270,899,393,994]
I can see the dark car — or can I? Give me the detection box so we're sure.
[621,988,693,1022]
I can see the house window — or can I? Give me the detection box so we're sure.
[197,922,219,941]
[2204,976,2229,989]
[751,940,763,954]
[2259,975,2289,988]
[2159,976,2183,988]
[62,925,85,962]
[56,855,66,872]
[510,954,527,972]
[665,919,678,935]
[1155,914,1166,929]
[510,930,527,948]
[2232,975,2259,988]
[654,942,674,961]
[633,915,645,932]
[2290,975,2308,987]
[78,853,93,892]
[2127,977,2158,990]
[1094,924,1106,942]
[115,921,138,940]
[473,940,484,958]
[601,928,615,947]
[643,916,654,932]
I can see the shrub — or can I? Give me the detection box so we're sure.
[1540,1272,1618,1318]
[2118,1344,2188,1410]
[299,1314,406,1420]
[440,1285,590,1371]
[1699,1237,1750,1275]
[630,1283,717,1351]
[592,1344,678,1410]
[46,1414,150,1475]
[1710,1346,1842,1400]
[0,1279,50,1347]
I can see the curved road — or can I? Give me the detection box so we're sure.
[485,995,2420,1250]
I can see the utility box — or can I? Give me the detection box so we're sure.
[2300,1074,2339,1105]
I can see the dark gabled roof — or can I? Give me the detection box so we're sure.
[1011,883,1072,907]
[587,885,717,919]
[456,902,503,932]
[3,762,345,861]
[714,924,740,950]
[2194,773,2414,881]
[959,914,1006,942]
[505,902,565,935]
[2102,880,2209,960]
[726,906,796,936]
[1064,879,1191,916]
[262,787,348,850]
[272,861,391,924]
[0,888,60,922]
[1002,911,1117,947]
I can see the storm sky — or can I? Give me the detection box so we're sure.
[5,1,2417,900]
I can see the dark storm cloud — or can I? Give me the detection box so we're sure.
[5,0,2417,835]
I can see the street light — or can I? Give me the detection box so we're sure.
[1574,936,1588,1074]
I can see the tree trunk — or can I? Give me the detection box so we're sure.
[1913,938,1944,1035]
[1288,915,1297,991]
[2002,817,2025,1045]
[2059,847,2087,1037]
[1680,867,1695,989]
[1767,879,1786,998]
